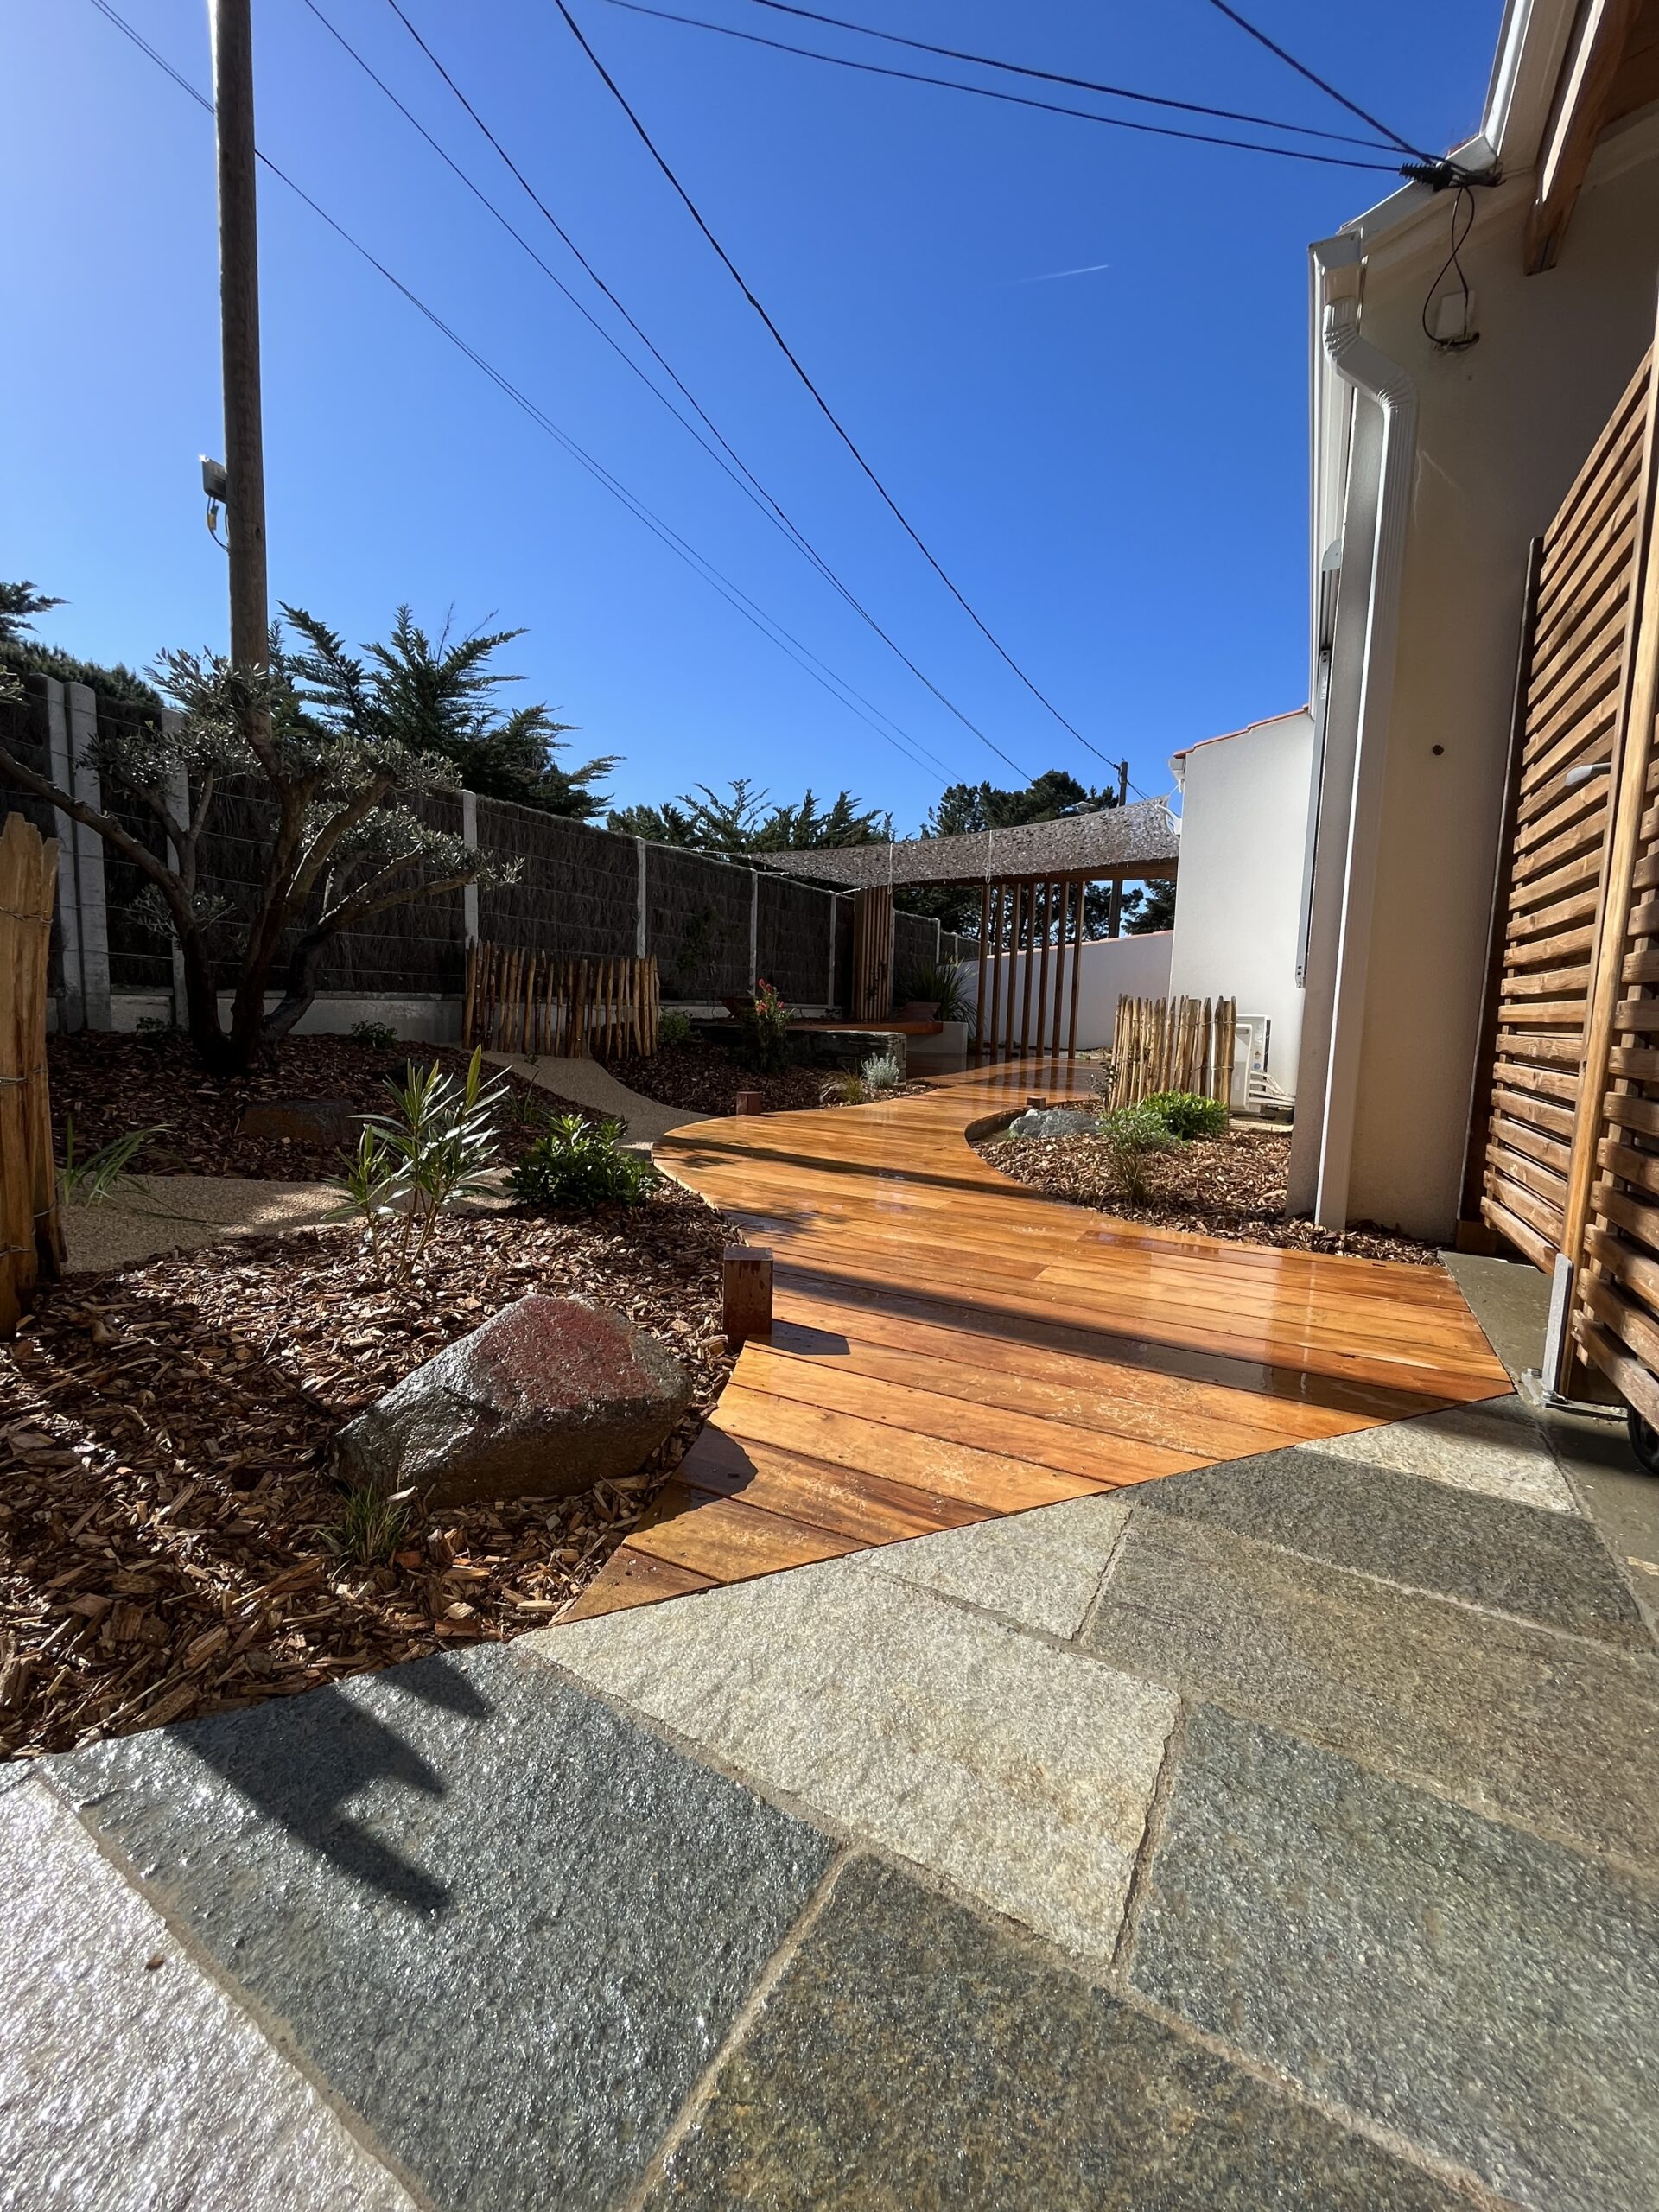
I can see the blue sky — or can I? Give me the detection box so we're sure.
[6,0,1502,827]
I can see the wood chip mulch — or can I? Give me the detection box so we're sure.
[48,1030,588,1181]
[0,1187,734,1760]
[979,1124,1442,1265]
[602,1041,835,1117]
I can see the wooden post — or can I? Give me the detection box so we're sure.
[735,1089,765,1116]
[0,814,62,1338]
[1017,881,1036,1057]
[975,879,989,1059]
[723,1244,772,1342]
[211,0,270,694]
[1067,882,1084,1062]
[1034,880,1052,1061]
[986,881,1006,1062]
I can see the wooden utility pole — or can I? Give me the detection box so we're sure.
[1107,758,1129,936]
[211,0,270,677]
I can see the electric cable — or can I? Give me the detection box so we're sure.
[1201,0,1434,165]
[296,0,950,774]
[555,0,1124,772]
[731,0,1398,150]
[359,0,1036,777]
[84,0,972,786]
[600,0,1407,175]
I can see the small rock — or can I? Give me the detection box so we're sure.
[238,1097,365,1148]
[1007,1106,1100,1141]
[333,1294,693,1509]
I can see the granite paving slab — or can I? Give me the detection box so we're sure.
[1082,1513,1659,1868]
[52,1644,834,2212]
[535,1555,1177,1957]
[856,1492,1134,1636]
[1312,1395,1577,1513]
[645,1856,1468,2211]
[1140,1446,1647,1645]
[1130,1706,1659,2212]
[0,1779,415,2212]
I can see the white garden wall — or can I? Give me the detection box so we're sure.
[964,930,1172,1051]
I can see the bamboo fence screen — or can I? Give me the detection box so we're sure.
[973,875,1087,1059]
[1,814,63,1338]
[1104,994,1237,1113]
[462,940,660,1058]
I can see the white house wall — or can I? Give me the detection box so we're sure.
[1167,712,1313,1098]
[1309,129,1659,1237]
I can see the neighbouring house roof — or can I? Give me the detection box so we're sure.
[758,796,1181,889]
[1169,707,1308,771]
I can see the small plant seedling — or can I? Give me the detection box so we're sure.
[327,1484,416,1569]
[350,1020,400,1052]
[59,1119,162,1205]
[1098,1103,1183,1204]
[819,1068,867,1106]
[860,1052,903,1096]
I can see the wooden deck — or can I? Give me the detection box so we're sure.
[564,1061,1511,1620]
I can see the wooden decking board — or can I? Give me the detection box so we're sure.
[563,1063,1510,1623]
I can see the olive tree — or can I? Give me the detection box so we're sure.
[0,605,544,1075]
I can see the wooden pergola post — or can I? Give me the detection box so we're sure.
[975,879,989,1058]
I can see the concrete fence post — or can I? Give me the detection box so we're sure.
[64,683,111,1031]
[41,679,85,1032]
[635,838,647,959]
[461,790,479,946]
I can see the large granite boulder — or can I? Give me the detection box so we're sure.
[334,1294,693,1508]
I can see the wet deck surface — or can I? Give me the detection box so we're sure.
[569,1060,1510,1618]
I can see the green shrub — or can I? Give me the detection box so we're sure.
[898,958,971,1024]
[350,1019,399,1052]
[1098,1103,1182,1203]
[1141,1090,1227,1141]
[658,1008,695,1046]
[819,1068,867,1106]
[334,1046,506,1273]
[511,1113,656,1207]
[733,978,792,1074]
[861,1052,903,1095]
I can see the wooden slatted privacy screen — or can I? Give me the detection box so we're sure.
[1470,317,1659,1420]
[849,885,894,1022]
[1476,351,1653,1269]
[463,940,660,1059]
[1104,995,1236,1113]
[1,814,63,1338]
[974,874,1088,1060]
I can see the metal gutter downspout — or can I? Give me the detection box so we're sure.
[1311,232,1419,1230]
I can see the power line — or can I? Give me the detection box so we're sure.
[732,0,1396,151]
[1201,0,1433,165]
[83,0,964,788]
[361,0,1033,779]
[295,0,946,776]
[599,0,1406,175]
[554,0,1127,773]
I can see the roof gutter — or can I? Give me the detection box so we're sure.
[1309,232,1419,1229]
